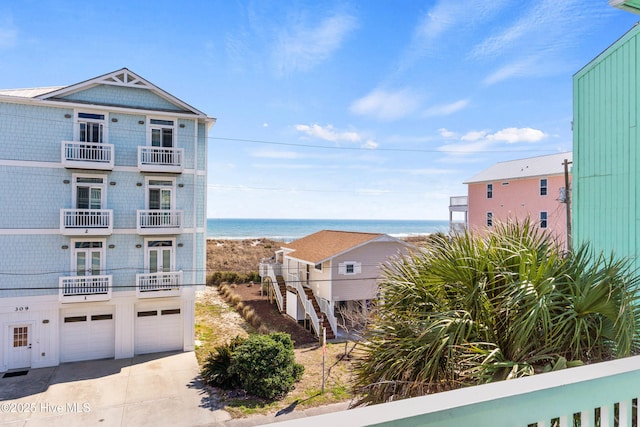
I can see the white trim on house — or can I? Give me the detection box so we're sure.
[0,158,200,175]
[36,68,211,119]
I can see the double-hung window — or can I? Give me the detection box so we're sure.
[487,212,493,227]
[540,211,548,229]
[487,183,493,199]
[540,178,548,196]
[339,261,361,275]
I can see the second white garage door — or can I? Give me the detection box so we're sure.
[60,306,115,363]
[134,305,183,355]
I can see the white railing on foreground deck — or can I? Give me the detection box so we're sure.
[271,355,640,427]
[292,280,321,336]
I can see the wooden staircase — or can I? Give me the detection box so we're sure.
[303,288,335,339]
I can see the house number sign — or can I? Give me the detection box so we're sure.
[15,306,29,312]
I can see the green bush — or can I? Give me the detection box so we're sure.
[207,271,261,286]
[201,332,304,400]
[201,336,247,389]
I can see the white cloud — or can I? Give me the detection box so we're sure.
[398,0,509,69]
[294,124,361,143]
[471,0,606,84]
[249,149,302,159]
[438,140,494,155]
[423,99,469,117]
[438,128,456,138]
[482,57,539,86]
[461,130,488,141]
[471,0,583,59]
[487,127,546,143]
[275,12,358,74]
[438,127,547,155]
[362,140,379,149]
[350,88,422,121]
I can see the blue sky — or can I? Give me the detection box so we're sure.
[1,1,638,220]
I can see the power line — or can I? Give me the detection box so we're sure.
[0,110,562,155]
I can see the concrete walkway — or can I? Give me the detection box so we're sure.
[0,351,231,427]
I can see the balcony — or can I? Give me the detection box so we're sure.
[449,195,468,233]
[449,195,468,209]
[136,271,182,298]
[138,146,184,173]
[59,275,112,303]
[60,209,113,235]
[61,141,114,170]
[294,355,640,426]
[136,210,183,235]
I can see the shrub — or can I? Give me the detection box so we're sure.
[207,271,262,286]
[201,336,247,389]
[353,219,640,406]
[229,333,304,399]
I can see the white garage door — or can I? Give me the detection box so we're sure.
[60,307,115,363]
[134,306,183,355]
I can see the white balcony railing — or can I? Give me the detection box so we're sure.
[61,141,114,170]
[137,146,184,173]
[274,355,640,427]
[60,209,113,235]
[59,275,112,302]
[449,195,468,208]
[136,210,183,234]
[136,271,182,298]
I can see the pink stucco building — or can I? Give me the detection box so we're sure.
[464,152,572,248]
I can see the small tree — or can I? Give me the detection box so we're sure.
[229,332,304,399]
[336,300,372,359]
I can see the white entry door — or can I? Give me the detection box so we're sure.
[8,324,32,369]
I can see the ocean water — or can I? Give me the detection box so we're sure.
[207,218,449,241]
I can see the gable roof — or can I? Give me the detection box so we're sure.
[281,230,407,264]
[464,152,572,184]
[0,68,213,120]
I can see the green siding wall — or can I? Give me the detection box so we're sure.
[573,24,640,269]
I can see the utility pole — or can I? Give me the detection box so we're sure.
[563,159,573,253]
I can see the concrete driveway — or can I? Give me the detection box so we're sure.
[0,351,231,427]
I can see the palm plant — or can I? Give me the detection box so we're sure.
[352,220,640,406]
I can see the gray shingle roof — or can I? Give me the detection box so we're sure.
[464,152,572,184]
[0,87,64,98]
